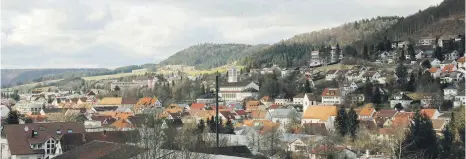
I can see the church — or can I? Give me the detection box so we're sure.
[218,67,260,102]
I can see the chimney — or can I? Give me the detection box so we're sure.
[31,130,36,138]
[103,130,107,136]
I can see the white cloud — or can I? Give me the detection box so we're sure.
[1,0,444,68]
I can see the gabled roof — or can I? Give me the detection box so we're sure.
[429,67,439,73]
[235,110,247,116]
[60,131,141,152]
[260,96,273,102]
[136,97,156,106]
[431,119,446,130]
[54,140,146,159]
[376,109,398,118]
[302,106,337,121]
[392,112,414,128]
[420,109,438,119]
[4,122,85,155]
[250,110,267,119]
[98,97,122,105]
[321,88,340,97]
[457,56,465,63]
[190,103,206,110]
[220,81,255,87]
[326,69,338,75]
[293,93,305,98]
[359,106,375,117]
[442,64,455,73]
[121,98,139,105]
[362,71,379,77]
[270,109,297,118]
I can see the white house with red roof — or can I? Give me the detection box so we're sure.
[321,88,341,105]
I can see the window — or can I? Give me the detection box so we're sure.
[67,129,72,133]
[45,139,56,154]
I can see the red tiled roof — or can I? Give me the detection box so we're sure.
[441,64,455,73]
[321,88,340,97]
[191,103,206,110]
[429,67,439,73]
[420,109,438,119]
[235,110,246,116]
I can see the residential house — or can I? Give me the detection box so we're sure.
[443,50,459,60]
[443,85,458,100]
[429,67,441,78]
[281,68,293,77]
[374,109,398,128]
[418,37,436,46]
[190,103,206,111]
[420,109,440,119]
[361,71,381,83]
[301,105,337,130]
[249,110,268,120]
[274,93,291,105]
[432,119,447,135]
[302,93,320,112]
[95,97,122,108]
[3,122,85,159]
[429,58,442,68]
[358,103,376,120]
[266,109,299,125]
[260,96,273,106]
[121,98,139,107]
[342,81,361,93]
[457,56,465,68]
[454,90,465,107]
[246,100,261,111]
[389,92,413,108]
[346,70,361,82]
[391,112,415,128]
[325,70,339,81]
[293,93,305,105]
[134,97,157,114]
[219,111,238,121]
[321,88,341,105]
[415,50,425,60]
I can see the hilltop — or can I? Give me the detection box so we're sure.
[160,43,269,70]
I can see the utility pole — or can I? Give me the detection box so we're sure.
[215,71,219,149]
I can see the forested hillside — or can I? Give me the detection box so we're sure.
[287,16,401,46]
[245,0,465,68]
[160,43,269,69]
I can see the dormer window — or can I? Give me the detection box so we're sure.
[67,129,72,133]
[56,130,61,135]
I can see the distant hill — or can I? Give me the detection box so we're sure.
[1,68,110,88]
[160,43,270,69]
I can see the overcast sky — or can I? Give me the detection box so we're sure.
[1,0,443,69]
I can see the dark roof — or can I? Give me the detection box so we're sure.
[91,115,116,126]
[302,123,328,135]
[42,108,65,114]
[121,98,139,105]
[94,106,119,112]
[60,131,141,152]
[305,93,320,102]
[54,140,146,159]
[127,115,146,127]
[4,122,85,155]
[293,93,305,98]
[220,81,254,87]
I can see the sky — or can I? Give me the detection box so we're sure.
[1,0,443,69]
